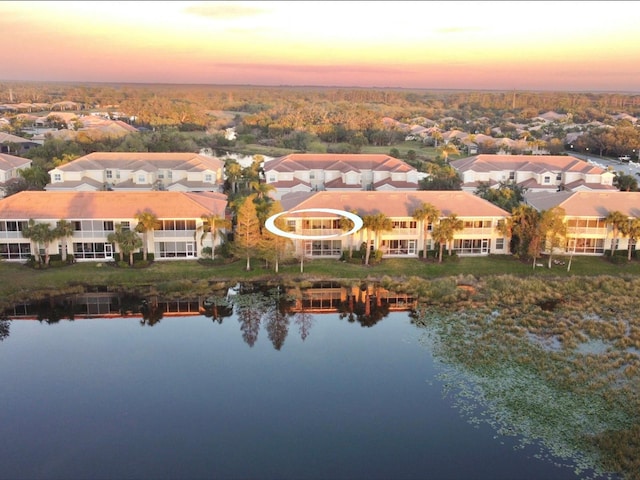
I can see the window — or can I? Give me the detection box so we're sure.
[556,173,562,181]
[121,221,131,231]
[509,171,515,180]
[0,243,31,260]
[106,170,112,179]
[54,173,61,182]
[103,221,114,231]
[138,174,145,183]
[205,174,212,182]
[269,176,276,182]
[495,238,504,250]
[543,176,551,184]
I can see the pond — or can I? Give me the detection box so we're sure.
[0,285,607,480]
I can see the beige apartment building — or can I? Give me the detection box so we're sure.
[0,191,228,262]
[279,190,511,258]
[46,152,225,192]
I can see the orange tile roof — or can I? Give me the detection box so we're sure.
[280,191,510,218]
[265,153,415,173]
[0,153,31,170]
[451,154,606,175]
[527,191,640,217]
[0,191,228,219]
[56,152,224,172]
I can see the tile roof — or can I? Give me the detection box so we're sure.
[526,191,640,217]
[0,153,31,170]
[280,191,510,218]
[265,153,415,174]
[451,154,607,175]
[0,191,228,219]
[54,152,225,173]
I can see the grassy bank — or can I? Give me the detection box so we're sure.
[2,254,640,311]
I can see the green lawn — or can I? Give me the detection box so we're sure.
[2,254,639,311]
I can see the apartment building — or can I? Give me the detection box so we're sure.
[526,190,640,255]
[451,154,616,193]
[278,190,511,258]
[0,191,228,262]
[264,153,420,199]
[46,152,225,192]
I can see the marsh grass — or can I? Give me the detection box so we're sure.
[413,275,640,480]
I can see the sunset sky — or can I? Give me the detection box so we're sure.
[1,1,639,92]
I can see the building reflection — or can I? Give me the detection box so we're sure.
[3,282,416,347]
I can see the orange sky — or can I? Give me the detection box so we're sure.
[1,1,640,92]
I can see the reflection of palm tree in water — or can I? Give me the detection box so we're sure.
[140,299,163,326]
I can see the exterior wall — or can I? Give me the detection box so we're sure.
[283,214,509,258]
[0,216,221,262]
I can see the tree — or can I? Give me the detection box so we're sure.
[431,214,463,263]
[475,181,526,212]
[234,194,261,271]
[412,202,441,256]
[107,223,142,266]
[135,210,160,262]
[620,217,640,261]
[258,201,293,273]
[361,212,393,265]
[54,219,75,262]
[605,210,629,257]
[225,159,243,195]
[339,209,359,258]
[22,219,57,265]
[539,206,567,268]
[613,172,638,192]
[503,204,541,259]
[438,142,460,162]
[195,212,231,261]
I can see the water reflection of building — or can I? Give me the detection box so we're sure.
[288,282,416,313]
[4,283,416,322]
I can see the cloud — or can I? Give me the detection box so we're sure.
[183,2,269,19]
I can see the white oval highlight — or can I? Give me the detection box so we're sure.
[265,208,363,240]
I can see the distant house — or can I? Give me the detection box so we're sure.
[278,190,510,258]
[264,153,420,199]
[526,190,640,256]
[0,131,40,155]
[46,152,225,192]
[0,153,32,198]
[450,154,616,193]
[0,191,228,262]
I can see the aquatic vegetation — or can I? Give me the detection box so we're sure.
[414,275,640,480]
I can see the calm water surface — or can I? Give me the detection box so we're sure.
[0,311,582,480]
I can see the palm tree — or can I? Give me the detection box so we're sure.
[22,219,57,265]
[539,206,567,268]
[362,212,393,265]
[620,217,640,261]
[412,202,440,256]
[339,210,358,258]
[195,213,231,260]
[225,160,243,195]
[438,142,460,162]
[54,219,75,262]
[108,223,142,266]
[431,214,464,263]
[135,210,160,262]
[605,210,629,257]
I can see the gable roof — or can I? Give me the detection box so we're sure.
[280,191,510,218]
[0,191,228,219]
[53,152,225,173]
[0,153,31,170]
[526,191,640,217]
[450,154,607,175]
[265,153,415,174]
